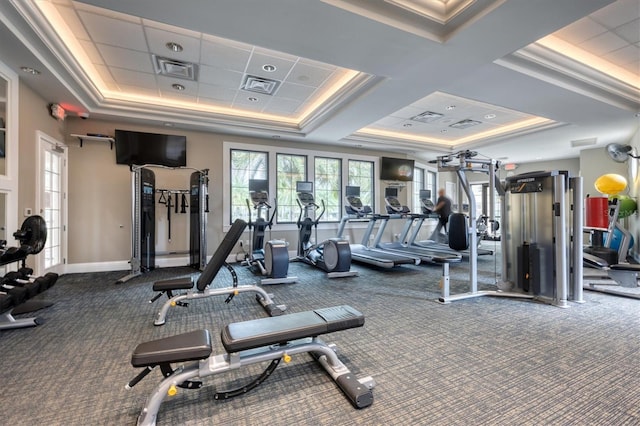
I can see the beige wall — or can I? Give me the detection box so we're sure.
[64,117,397,266]
[17,81,65,221]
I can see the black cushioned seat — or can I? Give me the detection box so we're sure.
[131,329,212,367]
[152,277,194,292]
[221,305,364,353]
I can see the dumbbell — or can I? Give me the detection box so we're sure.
[0,292,15,312]
[0,282,28,305]
[4,271,58,290]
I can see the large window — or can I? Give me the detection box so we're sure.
[224,142,378,229]
[230,149,268,222]
[314,157,342,222]
[276,153,307,223]
[348,160,374,209]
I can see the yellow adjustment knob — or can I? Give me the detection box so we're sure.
[283,353,292,363]
[170,301,176,307]
[168,385,177,396]
[234,290,239,295]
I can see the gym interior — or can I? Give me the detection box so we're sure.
[0,1,639,425]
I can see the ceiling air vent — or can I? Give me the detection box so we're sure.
[152,55,198,81]
[410,111,444,123]
[242,75,281,95]
[449,119,482,129]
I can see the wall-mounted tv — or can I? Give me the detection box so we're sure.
[115,129,187,167]
[380,157,414,181]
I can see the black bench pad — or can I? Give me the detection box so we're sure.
[610,264,640,272]
[131,329,212,367]
[221,305,364,353]
[152,277,194,292]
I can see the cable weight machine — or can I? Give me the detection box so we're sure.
[116,165,209,284]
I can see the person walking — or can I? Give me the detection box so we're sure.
[429,188,452,243]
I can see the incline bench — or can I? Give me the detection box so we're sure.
[127,305,374,426]
[150,219,285,325]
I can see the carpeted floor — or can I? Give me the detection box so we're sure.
[1,245,639,425]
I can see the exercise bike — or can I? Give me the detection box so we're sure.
[295,181,358,278]
[245,179,297,285]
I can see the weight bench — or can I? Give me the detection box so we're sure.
[127,305,374,426]
[150,219,286,325]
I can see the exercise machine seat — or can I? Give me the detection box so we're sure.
[448,213,469,251]
[152,219,247,292]
[131,329,212,367]
[152,277,193,292]
[221,305,364,353]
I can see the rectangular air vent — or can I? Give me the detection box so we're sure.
[242,75,281,95]
[570,138,597,147]
[152,55,198,81]
[449,119,481,129]
[410,111,444,123]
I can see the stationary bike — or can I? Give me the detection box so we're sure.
[245,179,297,285]
[295,181,357,278]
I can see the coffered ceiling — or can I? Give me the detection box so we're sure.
[0,0,638,164]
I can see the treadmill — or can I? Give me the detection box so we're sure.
[407,189,494,258]
[372,188,461,264]
[336,186,420,268]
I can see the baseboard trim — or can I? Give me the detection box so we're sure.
[65,261,130,274]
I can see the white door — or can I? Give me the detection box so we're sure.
[38,132,67,275]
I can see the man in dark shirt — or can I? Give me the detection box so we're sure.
[429,188,452,243]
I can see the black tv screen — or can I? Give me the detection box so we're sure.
[115,129,186,167]
[380,157,414,181]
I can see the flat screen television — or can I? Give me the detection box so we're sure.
[115,129,186,167]
[296,181,313,193]
[380,157,414,181]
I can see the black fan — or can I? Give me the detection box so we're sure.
[13,215,47,254]
[606,143,639,163]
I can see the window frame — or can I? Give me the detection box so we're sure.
[275,153,308,224]
[223,141,379,232]
[229,148,269,224]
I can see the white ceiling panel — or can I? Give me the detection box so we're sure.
[110,67,157,89]
[77,10,147,51]
[578,30,629,56]
[245,52,296,81]
[144,26,201,64]
[96,43,153,73]
[274,82,316,101]
[197,83,237,102]
[287,62,334,87]
[198,65,243,87]
[200,40,252,70]
[613,18,640,44]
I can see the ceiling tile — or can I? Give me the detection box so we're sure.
[274,82,316,101]
[246,52,296,81]
[603,44,640,66]
[198,65,244,87]
[96,44,154,73]
[265,97,304,114]
[200,39,252,71]
[156,75,198,93]
[78,39,104,65]
[110,68,157,89]
[54,4,91,41]
[554,17,608,45]
[578,30,629,56]
[286,62,334,87]
[590,0,640,29]
[77,10,147,52]
[613,18,640,44]
[144,26,201,64]
[197,84,238,102]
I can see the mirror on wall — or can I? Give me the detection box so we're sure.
[0,76,6,176]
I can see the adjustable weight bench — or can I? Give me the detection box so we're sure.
[128,305,374,426]
[151,219,285,325]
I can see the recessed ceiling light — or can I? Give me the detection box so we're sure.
[172,83,185,91]
[262,64,277,72]
[166,42,183,52]
[20,66,40,75]
[484,113,496,119]
[445,105,456,110]
[248,97,259,102]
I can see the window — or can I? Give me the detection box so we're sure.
[276,153,306,223]
[230,149,268,222]
[412,166,425,213]
[426,170,436,203]
[348,160,374,208]
[314,157,342,222]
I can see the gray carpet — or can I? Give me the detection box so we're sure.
[1,246,639,425]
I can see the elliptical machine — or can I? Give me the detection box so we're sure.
[295,181,358,278]
[245,179,297,285]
